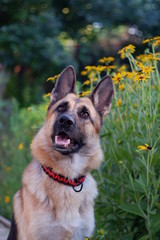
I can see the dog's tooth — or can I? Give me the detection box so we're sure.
[55,135,70,147]
[64,139,71,147]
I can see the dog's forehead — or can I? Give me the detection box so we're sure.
[64,94,94,109]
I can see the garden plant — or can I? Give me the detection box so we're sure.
[0,36,160,240]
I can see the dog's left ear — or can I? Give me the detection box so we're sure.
[50,65,76,103]
[91,75,114,119]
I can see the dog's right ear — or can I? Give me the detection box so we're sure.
[90,75,114,120]
[50,65,76,104]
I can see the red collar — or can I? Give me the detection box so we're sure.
[42,164,86,192]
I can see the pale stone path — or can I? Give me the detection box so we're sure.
[0,216,10,240]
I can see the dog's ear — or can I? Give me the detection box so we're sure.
[91,75,114,119]
[50,65,76,103]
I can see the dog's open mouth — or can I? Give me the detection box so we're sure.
[55,132,71,148]
[53,131,82,154]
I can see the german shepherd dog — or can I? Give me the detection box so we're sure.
[8,66,114,240]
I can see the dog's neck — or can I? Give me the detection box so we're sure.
[41,164,86,192]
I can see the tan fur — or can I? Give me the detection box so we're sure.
[13,94,104,240]
[11,66,114,240]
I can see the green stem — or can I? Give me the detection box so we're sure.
[90,78,93,92]
[152,44,159,85]
[128,54,138,71]
[146,152,152,240]
[128,56,135,72]
[123,165,147,219]
[114,86,125,131]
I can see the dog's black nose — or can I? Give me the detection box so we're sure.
[58,114,75,127]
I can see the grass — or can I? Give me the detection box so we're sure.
[0,36,160,239]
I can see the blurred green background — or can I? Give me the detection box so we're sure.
[1,0,160,107]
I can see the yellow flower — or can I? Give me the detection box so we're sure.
[136,61,155,75]
[5,196,10,204]
[90,77,98,82]
[153,39,160,47]
[18,143,23,150]
[118,44,136,59]
[142,38,153,44]
[95,65,116,73]
[117,98,122,107]
[142,66,155,75]
[133,103,137,108]
[96,66,107,72]
[99,56,115,64]
[133,63,152,82]
[100,229,104,235]
[134,73,150,82]
[85,65,99,72]
[118,160,123,165]
[142,36,160,46]
[5,166,11,172]
[88,72,97,80]
[43,93,51,98]
[125,71,137,81]
[135,60,145,69]
[138,144,152,151]
[118,65,127,72]
[84,65,104,76]
[83,80,91,85]
[118,84,125,91]
[78,90,91,97]
[45,103,49,111]
[112,73,123,84]
[106,65,116,70]
[47,74,60,82]
[81,70,88,76]
[27,107,31,112]
[85,238,89,240]
[136,54,159,63]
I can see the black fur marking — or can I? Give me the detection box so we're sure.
[56,101,69,113]
[7,214,17,240]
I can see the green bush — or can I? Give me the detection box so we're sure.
[88,38,160,240]
[0,99,46,218]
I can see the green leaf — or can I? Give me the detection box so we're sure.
[150,214,160,235]
[120,233,134,240]
[119,203,145,218]
[134,177,147,194]
[138,235,149,240]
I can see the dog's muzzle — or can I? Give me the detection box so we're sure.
[52,114,84,154]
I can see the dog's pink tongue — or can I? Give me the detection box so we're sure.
[55,135,70,147]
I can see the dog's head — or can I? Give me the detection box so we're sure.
[32,66,114,172]
[46,65,114,154]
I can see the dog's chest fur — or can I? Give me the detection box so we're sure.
[14,160,98,240]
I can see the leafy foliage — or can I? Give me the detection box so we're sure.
[0,1,74,106]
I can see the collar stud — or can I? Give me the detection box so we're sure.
[42,164,85,192]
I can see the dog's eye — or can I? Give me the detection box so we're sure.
[57,102,69,112]
[80,111,89,119]
[57,105,66,112]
